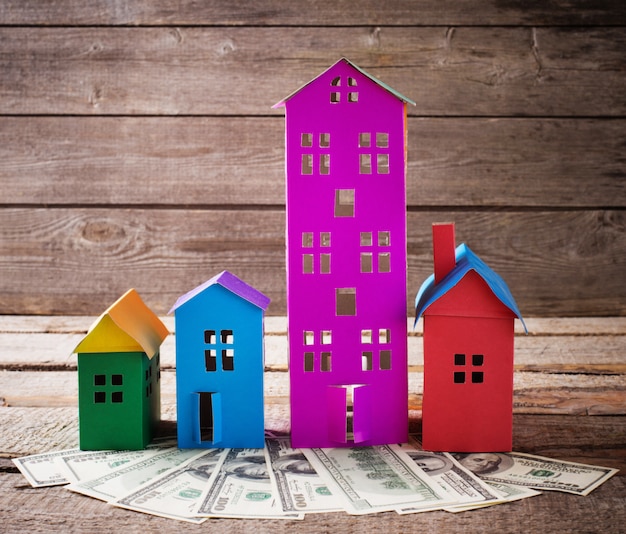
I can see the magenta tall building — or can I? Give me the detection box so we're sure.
[274,58,414,448]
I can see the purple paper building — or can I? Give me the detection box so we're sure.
[274,58,415,447]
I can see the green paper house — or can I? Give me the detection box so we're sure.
[73,289,169,450]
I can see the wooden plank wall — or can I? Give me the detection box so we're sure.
[0,1,625,317]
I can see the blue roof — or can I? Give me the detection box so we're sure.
[169,270,270,314]
[414,244,527,332]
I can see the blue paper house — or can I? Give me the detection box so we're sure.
[170,271,270,448]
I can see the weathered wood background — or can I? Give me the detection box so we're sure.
[1,1,625,317]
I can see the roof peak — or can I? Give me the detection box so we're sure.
[273,57,416,108]
[169,270,270,313]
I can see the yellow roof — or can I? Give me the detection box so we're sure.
[73,289,169,359]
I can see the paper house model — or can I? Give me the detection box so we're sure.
[274,58,415,447]
[415,223,527,452]
[73,289,169,450]
[170,271,270,449]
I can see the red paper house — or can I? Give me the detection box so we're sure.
[414,223,526,452]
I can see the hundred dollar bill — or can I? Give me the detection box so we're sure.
[301,445,452,515]
[452,451,619,496]
[112,449,227,523]
[68,447,206,501]
[12,449,83,487]
[194,447,304,520]
[265,437,342,514]
[394,443,503,514]
[445,481,541,513]
[61,447,163,483]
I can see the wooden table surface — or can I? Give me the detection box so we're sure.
[1,315,624,532]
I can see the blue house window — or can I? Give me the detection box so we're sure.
[204,329,235,372]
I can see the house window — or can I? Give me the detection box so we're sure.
[301,154,313,175]
[330,76,341,103]
[454,353,485,384]
[359,154,372,175]
[321,330,332,345]
[376,132,389,148]
[320,154,330,175]
[321,352,332,372]
[361,329,372,344]
[205,349,217,372]
[301,133,313,147]
[302,232,332,274]
[336,288,356,316]
[380,350,392,370]
[204,329,236,372]
[330,76,358,103]
[93,374,124,405]
[360,252,373,273]
[334,189,355,218]
[320,253,331,274]
[303,254,314,274]
[303,330,333,372]
[378,231,390,246]
[360,230,391,273]
[304,352,315,372]
[348,77,358,102]
[362,351,373,371]
[304,331,315,345]
[379,329,391,344]
[359,132,390,174]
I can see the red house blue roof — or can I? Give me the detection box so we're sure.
[415,244,527,332]
[169,270,270,313]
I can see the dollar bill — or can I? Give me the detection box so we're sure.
[112,449,227,523]
[451,451,619,496]
[265,437,342,514]
[394,442,503,514]
[61,448,163,483]
[444,481,541,513]
[194,448,304,520]
[301,445,452,515]
[12,448,83,487]
[68,447,206,501]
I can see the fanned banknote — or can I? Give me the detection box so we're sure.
[12,448,83,487]
[112,449,227,523]
[301,445,452,515]
[451,451,618,496]
[265,437,342,514]
[68,447,207,501]
[194,447,304,520]
[394,442,504,513]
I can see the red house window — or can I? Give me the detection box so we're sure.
[453,353,484,384]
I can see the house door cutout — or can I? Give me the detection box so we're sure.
[193,392,222,444]
[328,384,371,444]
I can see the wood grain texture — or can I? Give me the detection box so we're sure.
[1,26,625,116]
[4,315,626,336]
[2,117,624,208]
[2,0,626,26]
[1,208,624,316]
